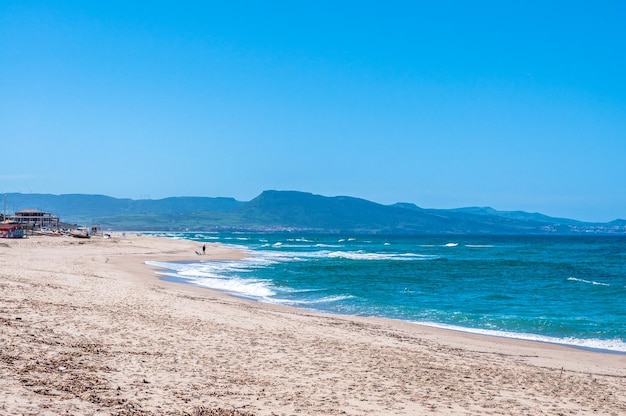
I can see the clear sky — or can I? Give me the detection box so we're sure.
[1,1,625,222]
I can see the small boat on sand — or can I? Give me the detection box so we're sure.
[70,229,90,239]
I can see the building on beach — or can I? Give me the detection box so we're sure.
[0,223,25,238]
[6,209,60,229]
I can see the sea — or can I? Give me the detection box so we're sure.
[145,233,626,353]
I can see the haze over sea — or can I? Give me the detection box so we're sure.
[147,233,626,353]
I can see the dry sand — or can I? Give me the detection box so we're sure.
[1,233,625,415]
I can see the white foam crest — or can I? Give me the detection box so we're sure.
[567,277,610,286]
[268,294,355,306]
[255,248,412,264]
[279,287,327,294]
[444,243,458,247]
[327,251,438,261]
[194,277,276,298]
[252,250,319,264]
[175,262,257,277]
[147,259,254,275]
[211,242,251,252]
[146,260,193,272]
[143,231,181,239]
[148,258,279,299]
[270,244,319,249]
[415,321,626,353]
[191,233,219,240]
[177,269,224,279]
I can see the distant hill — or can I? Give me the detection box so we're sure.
[449,206,582,225]
[3,193,241,223]
[3,191,625,235]
[239,191,545,234]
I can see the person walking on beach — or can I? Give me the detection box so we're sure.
[202,244,206,255]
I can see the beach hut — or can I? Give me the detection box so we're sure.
[0,223,25,238]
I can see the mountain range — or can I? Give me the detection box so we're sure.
[3,191,625,235]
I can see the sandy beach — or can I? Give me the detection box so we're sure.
[1,234,625,415]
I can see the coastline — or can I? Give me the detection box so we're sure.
[1,234,625,415]
[154,263,626,356]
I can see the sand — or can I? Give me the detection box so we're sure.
[1,233,625,415]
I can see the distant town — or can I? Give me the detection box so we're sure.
[0,207,99,239]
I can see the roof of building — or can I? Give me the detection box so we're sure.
[0,223,24,230]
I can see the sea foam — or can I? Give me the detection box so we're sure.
[567,277,611,286]
[416,321,626,353]
[327,251,438,261]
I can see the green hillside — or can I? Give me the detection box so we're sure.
[3,191,624,235]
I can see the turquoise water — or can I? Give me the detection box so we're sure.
[147,233,626,352]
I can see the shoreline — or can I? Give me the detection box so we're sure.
[159,270,626,356]
[144,246,626,372]
[2,234,625,415]
[150,251,626,356]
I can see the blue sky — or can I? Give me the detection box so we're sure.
[1,1,625,222]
